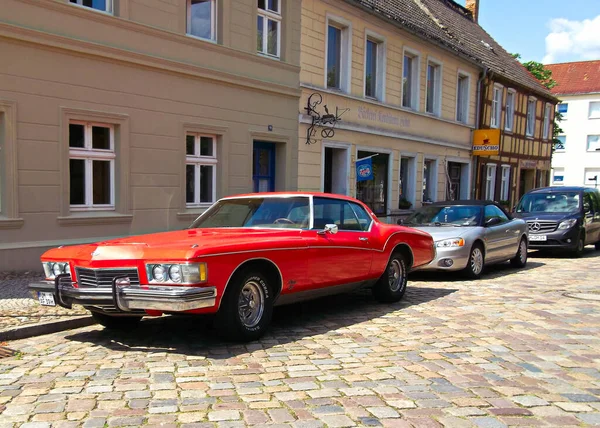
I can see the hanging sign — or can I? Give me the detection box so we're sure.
[356,156,373,182]
[472,129,500,155]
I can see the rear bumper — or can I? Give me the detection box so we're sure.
[28,276,217,313]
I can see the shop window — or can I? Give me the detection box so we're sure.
[422,159,437,203]
[356,151,389,215]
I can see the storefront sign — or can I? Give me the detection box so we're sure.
[520,160,537,169]
[356,156,373,182]
[357,106,411,128]
[472,129,500,155]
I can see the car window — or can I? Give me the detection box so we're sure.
[484,205,509,224]
[589,191,600,214]
[349,202,373,231]
[404,205,481,226]
[516,192,580,213]
[312,197,365,231]
[584,191,594,214]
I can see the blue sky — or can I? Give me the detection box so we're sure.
[455,0,600,64]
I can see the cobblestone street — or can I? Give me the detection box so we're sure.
[1,250,599,427]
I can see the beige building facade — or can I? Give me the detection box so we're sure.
[0,0,301,270]
[298,0,480,219]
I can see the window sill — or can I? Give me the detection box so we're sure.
[0,217,24,230]
[57,212,133,226]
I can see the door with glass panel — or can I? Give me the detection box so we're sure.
[253,142,276,193]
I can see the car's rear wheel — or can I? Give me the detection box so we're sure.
[217,270,273,342]
[463,243,484,279]
[510,237,528,268]
[373,252,408,303]
[572,233,585,258]
[91,311,142,330]
[595,241,600,251]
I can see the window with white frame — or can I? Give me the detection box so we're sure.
[69,0,112,13]
[552,168,564,185]
[456,73,469,123]
[557,102,568,119]
[326,20,350,91]
[555,135,566,152]
[505,89,515,131]
[69,122,115,210]
[364,36,384,100]
[526,97,536,137]
[543,103,552,140]
[425,60,441,115]
[422,159,437,203]
[402,51,419,109]
[186,134,217,206]
[485,164,497,200]
[490,85,502,128]
[589,102,600,119]
[187,0,216,41]
[587,135,600,152]
[585,169,600,187]
[500,165,510,201]
[257,0,281,58]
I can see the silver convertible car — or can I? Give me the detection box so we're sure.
[400,200,529,278]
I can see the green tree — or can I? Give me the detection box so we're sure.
[513,53,563,152]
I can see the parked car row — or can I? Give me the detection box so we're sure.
[27,187,600,342]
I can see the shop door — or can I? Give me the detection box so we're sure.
[519,169,535,200]
[356,151,389,215]
[448,162,462,200]
[253,142,276,192]
[324,146,348,195]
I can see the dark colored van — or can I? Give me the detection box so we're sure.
[514,186,600,256]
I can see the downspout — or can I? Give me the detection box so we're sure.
[472,66,489,199]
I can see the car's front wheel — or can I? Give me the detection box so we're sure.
[510,237,528,268]
[90,311,142,330]
[217,270,273,342]
[572,233,585,258]
[373,252,408,303]
[463,244,484,279]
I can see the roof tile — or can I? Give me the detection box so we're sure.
[545,61,600,95]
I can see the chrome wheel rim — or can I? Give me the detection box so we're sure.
[388,259,403,292]
[470,248,483,275]
[238,281,265,328]
[519,240,527,263]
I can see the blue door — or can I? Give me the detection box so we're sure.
[253,142,276,192]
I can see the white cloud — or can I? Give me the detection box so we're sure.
[543,15,600,64]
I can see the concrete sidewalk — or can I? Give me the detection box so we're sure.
[0,271,94,341]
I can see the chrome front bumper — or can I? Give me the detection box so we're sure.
[413,246,470,272]
[28,275,217,313]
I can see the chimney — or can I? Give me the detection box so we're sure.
[465,0,479,22]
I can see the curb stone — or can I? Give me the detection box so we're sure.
[0,316,96,341]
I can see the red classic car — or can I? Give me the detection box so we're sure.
[29,193,435,341]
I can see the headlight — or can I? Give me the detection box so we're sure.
[558,219,577,230]
[146,263,207,284]
[42,262,70,280]
[435,238,465,248]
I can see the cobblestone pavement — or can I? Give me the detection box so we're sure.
[0,272,88,333]
[1,250,600,427]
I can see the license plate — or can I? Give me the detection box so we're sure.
[38,292,56,306]
[529,235,547,242]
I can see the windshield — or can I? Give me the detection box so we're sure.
[516,192,580,213]
[404,205,482,226]
[190,197,310,229]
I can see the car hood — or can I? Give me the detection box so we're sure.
[409,226,478,241]
[513,212,576,222]
[41,228,306,263]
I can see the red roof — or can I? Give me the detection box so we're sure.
[546,60,600,95]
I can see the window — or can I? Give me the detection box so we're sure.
[555,135,566,152]
[543,103,552,140]
[364,36,384,100]
[402,51,419,109]
[187,0,216,41]
[456,73,469,123]
[585,169,600,188]
[257,0,281,58]
[426,61,441,115]
[490,85,502,128]
[590,102,600,119]
[557,102,568,119]
[484,204,509,225]
[505,89,515,131]
[552,168,564,185]
[500,165,510,201]
[69,122,115,210]
[356,151,389,215]
[422,159,437,203]
[485,164,496,200]
[69,0,111,13]
[526,97,536,137]
[326,20,350,91]
[587,135,600,152]
[313,198,371,231]
[186,134,217,207]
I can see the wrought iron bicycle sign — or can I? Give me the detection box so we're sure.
[305,93,349,145]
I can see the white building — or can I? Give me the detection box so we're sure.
[546,61,600,188]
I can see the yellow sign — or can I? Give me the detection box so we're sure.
[472,129,500,155]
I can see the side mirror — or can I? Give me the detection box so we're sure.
[485,217,502,227]
[322,224,338,235]
[397,218,404,225]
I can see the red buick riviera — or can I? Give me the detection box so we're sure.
[29,193,435,341]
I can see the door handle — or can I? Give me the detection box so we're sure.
[359,237,369,241]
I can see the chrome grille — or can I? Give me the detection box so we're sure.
[527,220,558,234]
[76,268,140,288]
